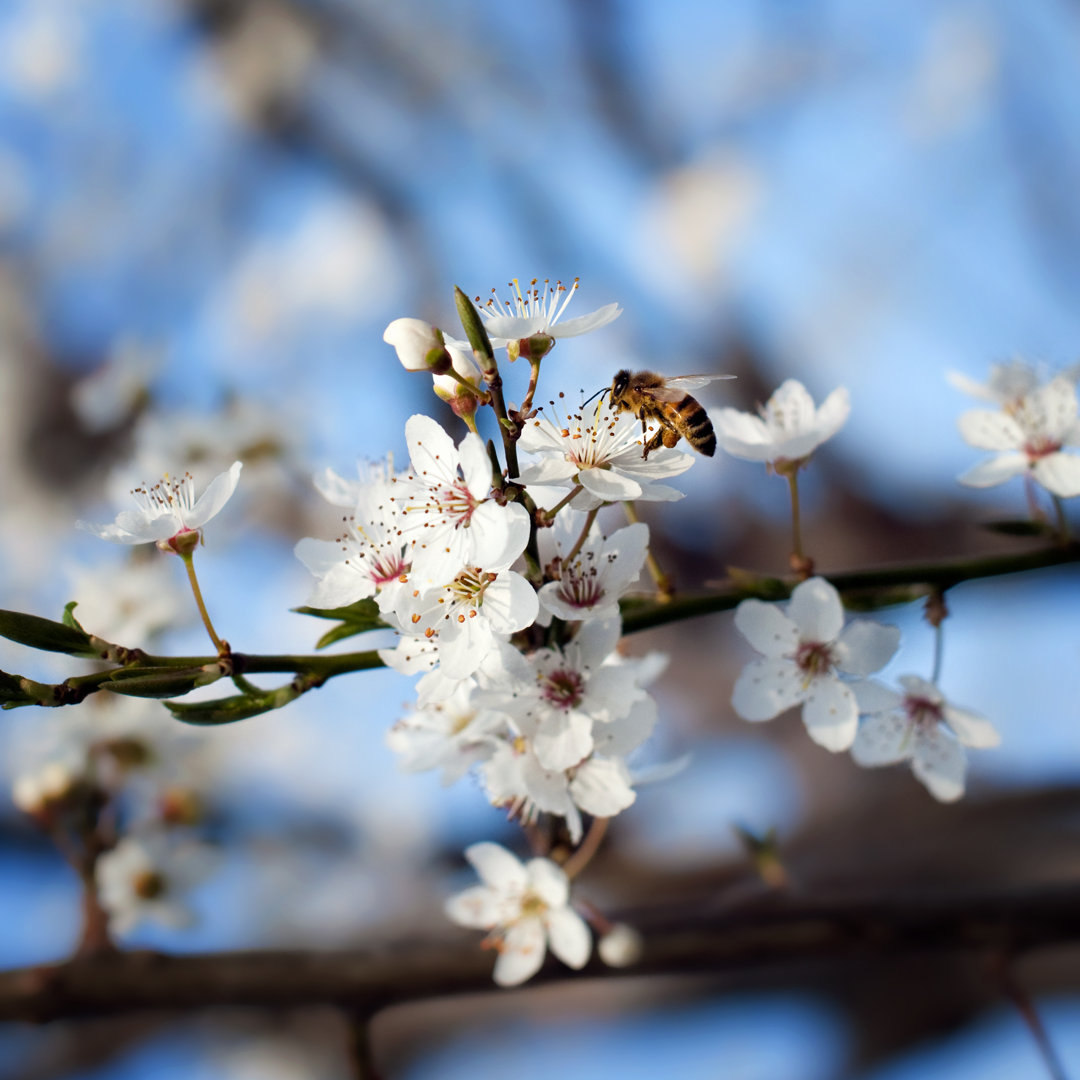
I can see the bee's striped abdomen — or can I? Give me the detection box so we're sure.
[676,395,716,456]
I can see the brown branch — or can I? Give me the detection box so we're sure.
[4,884,1080,1023]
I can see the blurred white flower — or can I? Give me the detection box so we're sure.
[957,376,1080,497]
[97,833,214,936]
[445,841,590,986]
[851,675,1000,802]
[598,922,644,967]
[79,462,242,550]
[65,556,188,646]
[715,380,850,466]
[731,577,900,751]
[70,339,155,433]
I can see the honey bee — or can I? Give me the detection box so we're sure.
[607,369,735,459]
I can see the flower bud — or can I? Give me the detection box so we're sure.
[433,346,484,420]
[598,922,643,968]
[383,318,452,374]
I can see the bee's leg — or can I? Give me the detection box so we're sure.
[642,428,665,459]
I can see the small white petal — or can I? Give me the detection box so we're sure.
[494,918,547,986]
[465,842,527,892]
[549,302,622,338]
[1032,453,1080,498]
[851,710,912,765]
[801,678,858,751]
[188,461,243,528]
[912,728,967,802]
[733,599,799,658]
[444,885,502,929]
[958,453,1029,488]
[578,467,643,502]
[944,705,1000,748]
[731,657,803,721]
[852,679,904,714]
[788,577,844,643]
[957,410,1024,451]
[834,620,901,676]
[545,907,592,969]
[569,758,636,817]
[525,858,570,908]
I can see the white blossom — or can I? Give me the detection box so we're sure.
[445,842,591,986]
[385,679,505,785]
[295,458,410,612]
[957,376,1080,498]
[948,360,1080,407]
[516,405,694,510]
[391,414,530,585]
[598,922,644,967]
[714,380,850,466]
[851,675,1000,802]
[79,462,242,550]
[474,277,621,348]
[536,514,649,625]
[731,577,900,751]
[96,833,214,936]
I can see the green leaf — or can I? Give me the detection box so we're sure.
[294,598,386,649]
[62,601,88,634]
[0,609,97,657]
[724,568,790,600]
[165,682,303,726]
[981,519,1056,538]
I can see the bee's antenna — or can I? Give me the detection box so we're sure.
[581,385,608,408]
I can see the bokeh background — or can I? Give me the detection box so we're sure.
[1,0,1080,1077]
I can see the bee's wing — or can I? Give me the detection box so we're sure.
[663,374,737,391]
[643,374,736,402]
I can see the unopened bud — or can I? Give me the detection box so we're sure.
[160,786,203,826]
[383,318,452,374]
[159,528,201,556]
[598,923,643,968]
[516,333,554,362]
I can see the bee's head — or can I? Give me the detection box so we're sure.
[611,369,631,400]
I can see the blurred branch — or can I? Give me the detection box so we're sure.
[2,884,1079,1022]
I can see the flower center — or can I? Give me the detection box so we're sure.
[132,472,198,521]
[541,668,585,710]
[904,694,944,728]
[794,640,835,679]
[133,869,166,900]
[1023,434,1061,460]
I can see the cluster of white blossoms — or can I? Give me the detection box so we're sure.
[51,279,1052,984]
[730,577,999,801]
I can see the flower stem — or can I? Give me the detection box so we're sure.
[786,470,812,578]
[931,622,945,684]
[520,358,543,414]
[564,507,598,565]
[563,817,609,880]
[180,552,224,654]
[624,502,673,599]
[542,485,584,526]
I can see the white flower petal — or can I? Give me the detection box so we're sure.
[788,577,844,643]
[734,599,799,658]
[444,884,502,929]
[944,705,1000,748]
[404,414,460,486]
[549,302,622,338]
[912,728,967,802]
[834,620,901,676]
[851,711,912,766]
[1032,452,1080,498]
[533,712,594,772]
[957,410,1024,451]
[569,758,636,817]
[852,678,903,714]
[525,858,570,908]
[731,657,803,721]
[801,678,858,751]
[545,907,592,969]
[957,453,1029,488]
[188,461,243,528]
[465,842,527,892]
[494,918,547,986]
[578,467,643,501]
